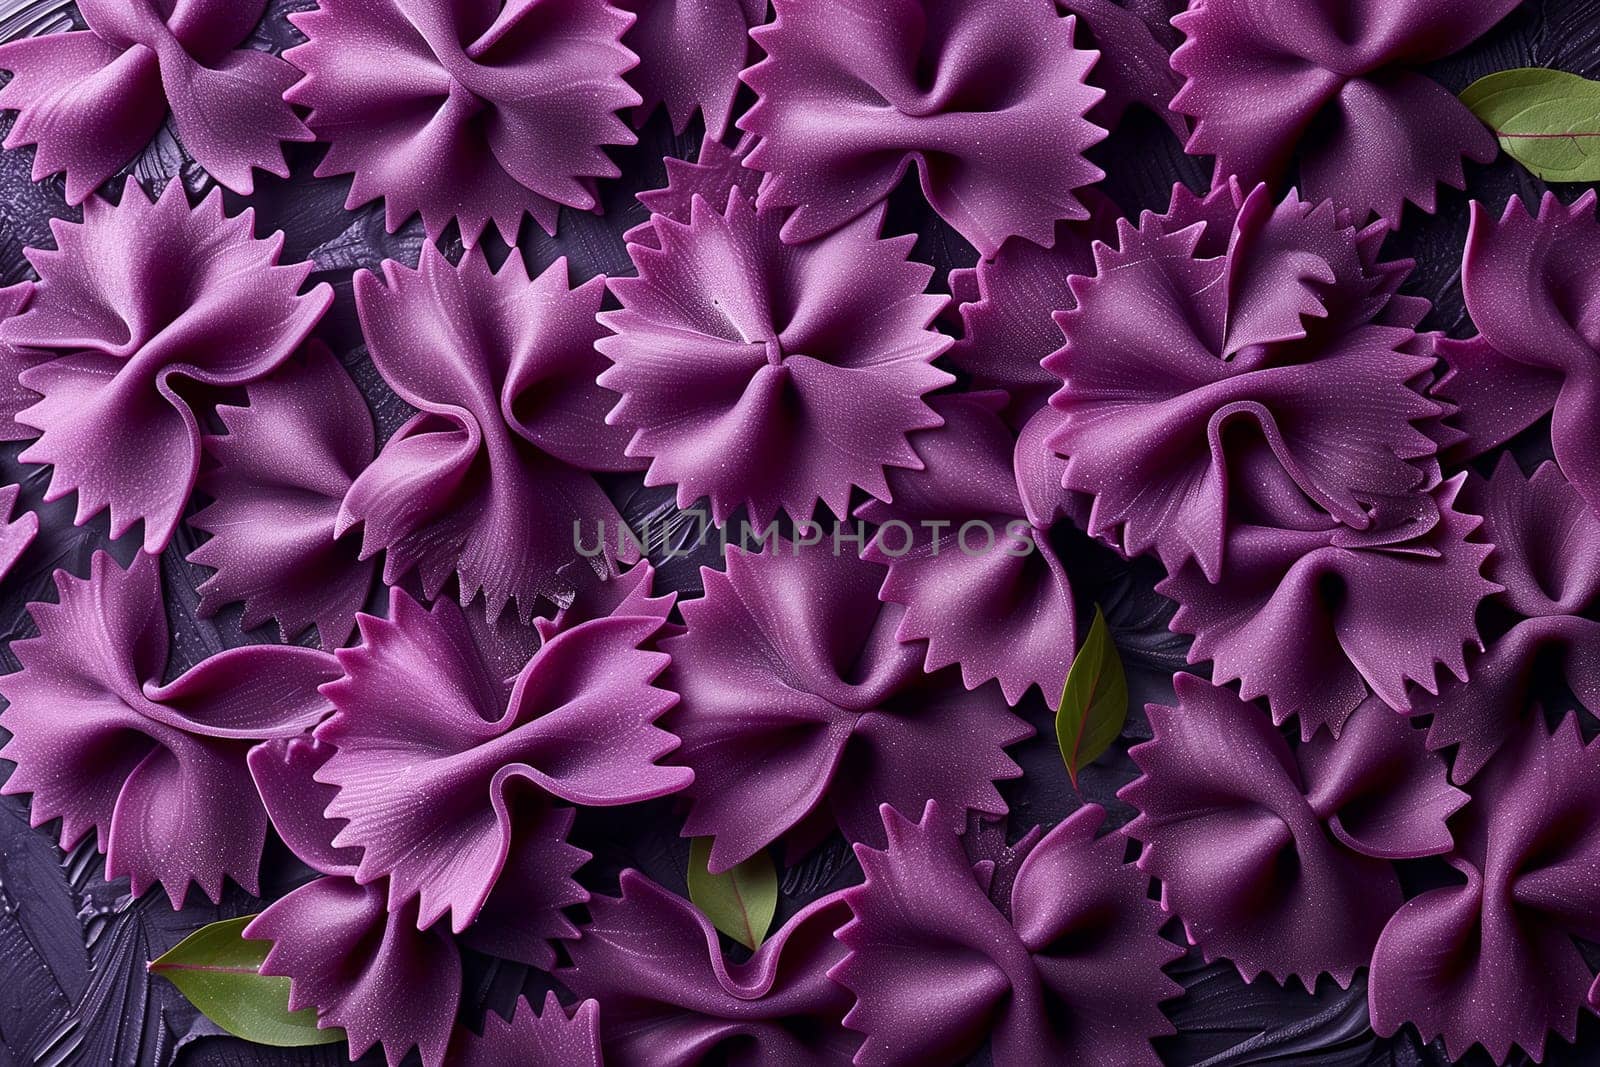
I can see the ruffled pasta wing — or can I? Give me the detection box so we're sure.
[1059,0,1186,136]
[0,281,45,442]
[618,0,765,137]
[1446,193,1600,517]
[858,392,1076,706]
[1432,334,1564,459]
[946,191,1119,420]
[247,736,362,879]
[247,881,461,1067]
[0,484,37,583]
[189,344,375,647]
[623,134,763,249]
[450,994,603,1067]
[1470,456,1600,619]
[1003,804,1183,1064]
[1160,477,1498,737]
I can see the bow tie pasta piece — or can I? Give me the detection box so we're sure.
[0,179,331,552]
[285,0,643,243]
[833,800,1182,1065]
[0,552,340,906]
[0,0,310,201]
[739,0,1106,256]
[1170,0,1521,223]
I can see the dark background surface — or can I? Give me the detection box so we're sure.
[0,0,1597,1064]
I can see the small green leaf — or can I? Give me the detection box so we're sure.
[1055,605,1129,788]
[148,916,344,1048]
[1461,68,1600,181]
[687,838,778,951]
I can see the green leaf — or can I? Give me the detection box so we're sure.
[1055,605,1129,788]
[1461,68,1600,181]
[148,916,344,1048]
[687,838,778,951]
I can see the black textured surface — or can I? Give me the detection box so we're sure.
[0,1,1596,1065]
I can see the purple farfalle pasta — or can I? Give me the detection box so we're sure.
[0,552,339,906]
[857,392,1077,707]
[598,189,953,525]
[247,736,364,880]
[833,799,1182,1066]
[246,737,462,1066]
[1042,182,1474,739]
[739,0,1105,257]
[1410,457,1600,782]
[662,543,1030,872]
[343,245,639,622]
[536,558,680,644]
[251,867,464,1065]
[622,134,763,249]
[1121,673,1466,988]
[960,810,1045,910]
[1159,475,1500,737]
[1170,0,1520,223]
[0,178,332,552]
[1012,402,1079,532]
[1060,0,1187,137]
[0,6,1574,1064]
[562,871,858,1065]
[0,484,37,583]
[246,737,592,1067]
[189,343,375,648]
[0,281,43,437]
[313,583,691,933]
[461,562,676,724]
[450,994,603,1067]
[1045,180,1441,585]
[946,190,1120,424]
[1435,192,1600,517]
[1369,716,1600,1063]
[617,0,765,138]
[285,0,641,243]
[0,0,310,202]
